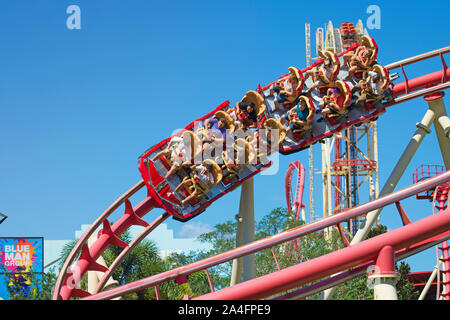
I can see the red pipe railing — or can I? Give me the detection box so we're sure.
[386,46,450,101]
[82,171,450,300]
[195,209,450,300]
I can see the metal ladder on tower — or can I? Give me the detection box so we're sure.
[305,23,316,223]
[433,184,450,300]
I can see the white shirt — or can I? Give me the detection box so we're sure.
[195,165,214,185]
[367,71,382,94]
[170,136,187,164]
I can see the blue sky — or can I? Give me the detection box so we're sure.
[0,0,449,273]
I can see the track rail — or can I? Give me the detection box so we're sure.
[81,171,450,300]
[196,210,450,300]
[52,181,155,300]
[385,46,450,71]
[385,46,449,104]
[285,161,306,221]
[273,231,450,300]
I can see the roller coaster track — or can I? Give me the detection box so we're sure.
[53,46,450,300]
[385,46,450,105]
[432,183,450,299]
[285,160,306,222]
[81,171,450,300]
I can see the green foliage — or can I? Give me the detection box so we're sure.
[103,238,164,300]
[197,220,237,255]
[195,219,239,290]
[256,207,297,239]
[396,261,419,300]
[367,223,387,238]
[330,273,374,300]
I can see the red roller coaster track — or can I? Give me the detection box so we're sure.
[285,160,306,222]
[81,171,450,300]
[53,46,450,300]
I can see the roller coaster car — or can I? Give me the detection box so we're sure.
[137,35,389,220]
[176,159,223,207]
[236,90,266,128]
[263,37,389,156]
[289,96,315,138]
[322,80,352,126]
[219,138,251,184]
[139,101,273,222]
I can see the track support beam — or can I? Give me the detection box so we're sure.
[231,178,256,284]
[368,245,399,300]
[425,92,450,169]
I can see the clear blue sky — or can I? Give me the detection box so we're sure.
[0,0,449,272]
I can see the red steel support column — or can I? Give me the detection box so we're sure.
[58,196,155,300]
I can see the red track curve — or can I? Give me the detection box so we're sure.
[285,161,306,222]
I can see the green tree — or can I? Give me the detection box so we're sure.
[195,219,239,290]
[396,261,419,300]
[103,237,164,300]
